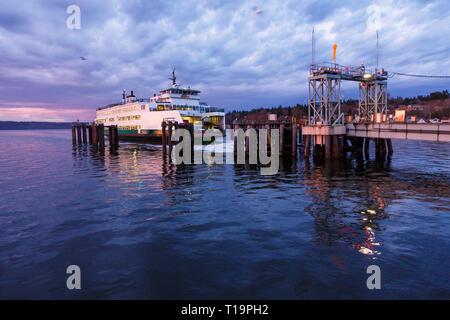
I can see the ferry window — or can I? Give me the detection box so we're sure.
[157,105,164,111]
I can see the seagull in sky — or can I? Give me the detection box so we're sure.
[253,6,263,16]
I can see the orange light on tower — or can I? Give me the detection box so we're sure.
[332,44,337,61]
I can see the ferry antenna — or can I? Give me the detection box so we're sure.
[169,67,178,88]
[312,26,316,66]
[376,30,379,74]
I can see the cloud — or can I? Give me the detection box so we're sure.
[0,0,449,120]
[0,107,92,122]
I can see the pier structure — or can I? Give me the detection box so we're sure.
[302,62,389,160]
[72,123,119,149]
[232,117,299,158]
[346,123,450,143]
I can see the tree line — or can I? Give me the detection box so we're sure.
[225,90,449,124]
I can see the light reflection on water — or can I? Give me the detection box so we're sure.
[0,130,449,299]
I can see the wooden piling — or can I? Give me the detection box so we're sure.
[108,126,114,147]
[374,138,380,159]
[265,124,271,151]
[303,135,310,158]
[168,121,173,156]
[313,142,319,159]
[313,143,324,160]
[338,136,344,157]
[332,135,339,159]
[387,138,393,156]
[76,125,82,144]
[82,124,87,144]
[245,125,250,154]
[374,138,378,158]
[356,137,364,157]
[114,125,119,148]
[279,124,284,156]
[161,121,167,155]
[71,125,76,144]
[291,122,297,156]
[91,123,98,147]
[325,136,332,159]
[88,125,93,144]
[299,126,303,144]
[380,138,387,159]
[98,124,105,148]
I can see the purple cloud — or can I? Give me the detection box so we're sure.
[0,0,449,121]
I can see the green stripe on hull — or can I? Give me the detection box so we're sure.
[118,129,139,134]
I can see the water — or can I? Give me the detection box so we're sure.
[0,129,449,299]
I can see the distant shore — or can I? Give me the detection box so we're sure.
[0,121,82,130]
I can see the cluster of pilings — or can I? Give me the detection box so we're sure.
[161,121,194,158]
[232,118,299,157]
[303,135,345,160]
[349,137,393,160]
[71,123,119,149]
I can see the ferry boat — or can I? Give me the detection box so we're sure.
[94,69,225,143]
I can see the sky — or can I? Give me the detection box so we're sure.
[0,0,449,121]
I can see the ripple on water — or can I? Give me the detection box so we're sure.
[0,130,449,299]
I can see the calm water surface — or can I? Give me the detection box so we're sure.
[0,129,449,299]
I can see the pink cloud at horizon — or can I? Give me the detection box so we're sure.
[0,107,94,122]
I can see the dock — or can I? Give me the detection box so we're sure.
[71,123,119,149]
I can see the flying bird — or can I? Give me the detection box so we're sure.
[80,56,88,61]
[253,6,263,16]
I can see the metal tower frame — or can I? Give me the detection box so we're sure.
[308,74,344,126]
[358,80,387,122]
